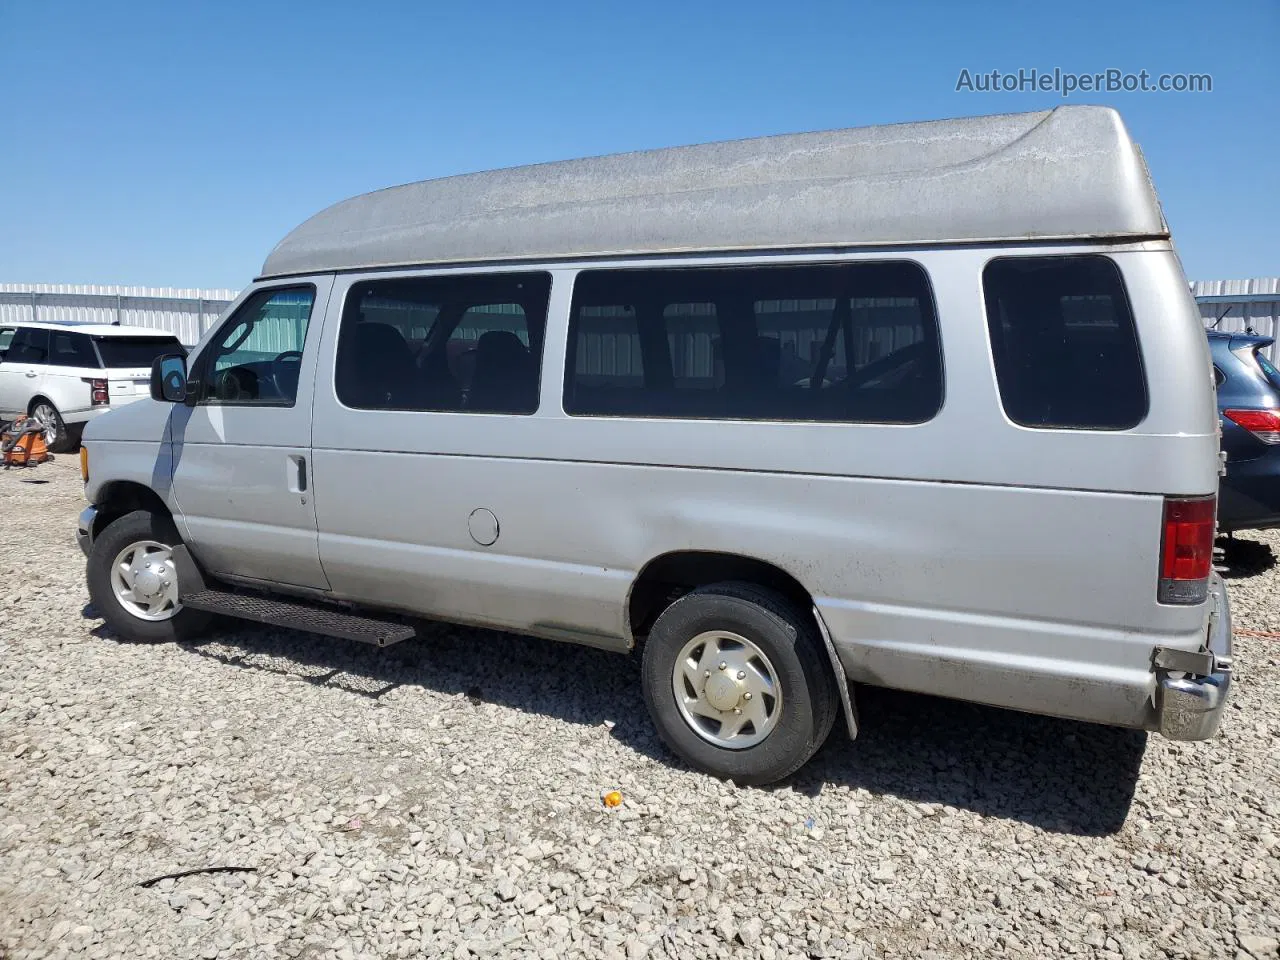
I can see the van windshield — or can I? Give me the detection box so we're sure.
[94,336,185,370]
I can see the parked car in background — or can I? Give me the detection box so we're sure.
[1209,329,1280,532]
[0,322,185,451]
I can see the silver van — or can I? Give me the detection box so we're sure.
[77,106,1232,785]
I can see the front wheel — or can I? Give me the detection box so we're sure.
[86,510,211,643]
[640,582,839,786]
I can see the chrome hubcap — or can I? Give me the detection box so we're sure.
[673,630,782,749]
[32,405,57,443]
[110,541,181,621]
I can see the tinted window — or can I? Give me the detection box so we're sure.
[49,331,101,368]
[197,287,315,405]
[0,328,15,357]
[983,256,1147,430]
[5,327,50,364]
[565,262,942,423]
[336,273,550,414]
[1254,351,1280,391]
[95,336,184,369]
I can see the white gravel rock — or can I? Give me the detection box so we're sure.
[1,458,1278,960]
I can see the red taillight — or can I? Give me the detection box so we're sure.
[1158,496,1216,604]
[1223,408,1280,443]
[83,378,109,405]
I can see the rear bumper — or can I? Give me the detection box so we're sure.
[77,505,97,557]
[1155,574,1233,741]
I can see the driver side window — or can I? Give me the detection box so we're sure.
[198,287,316,405]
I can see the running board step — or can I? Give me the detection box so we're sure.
[181,589,416,648]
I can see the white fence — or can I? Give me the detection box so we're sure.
[0,283,238,346]
[1193,278,1280,361]
[3,277,1277,358]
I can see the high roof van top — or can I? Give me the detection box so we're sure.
[261,105,1166,277]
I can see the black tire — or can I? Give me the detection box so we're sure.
[86,509,211,643]
[640,582,839,786]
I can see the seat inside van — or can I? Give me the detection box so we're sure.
[468,330,537,413]
[334,275,549,415]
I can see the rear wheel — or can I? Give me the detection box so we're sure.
[30,400,74,452]
[640,582,838,785]
[86,510,211,643]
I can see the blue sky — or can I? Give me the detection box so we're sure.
[2,0,1275,289]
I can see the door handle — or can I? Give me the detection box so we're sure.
[288,454,308,493]
[25,372,37,378]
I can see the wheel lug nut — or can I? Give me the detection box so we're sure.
[737,670,746,680]
[704,670,710,678]
[744,692,752,700]
[734,707,741,714]
[719,662,727,670]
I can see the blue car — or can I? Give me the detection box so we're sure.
[1209,330,1280,532]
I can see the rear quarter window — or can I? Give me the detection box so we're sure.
[49,331,101,368]
[1255,351,1280,391]
[982,255,1147,430]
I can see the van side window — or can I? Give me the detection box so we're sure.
[564,261,942,423]
[335,272,551,415]
[0,327,16,358]
[49,331,100,368]
[5,327,50,364]
[983,256,1147,430]
[574,306,646,391]
[197,286,316,406]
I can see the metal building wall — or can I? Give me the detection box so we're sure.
[0,283,238,346]
[1193,277,1280,361]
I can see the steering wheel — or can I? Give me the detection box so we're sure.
[271,351,304,399]
[215,369,244,402]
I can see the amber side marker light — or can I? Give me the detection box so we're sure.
[80,446,89,483]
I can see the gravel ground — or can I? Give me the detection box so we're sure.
[1,456,1278,960]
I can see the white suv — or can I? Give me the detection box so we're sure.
[0,321,186,450]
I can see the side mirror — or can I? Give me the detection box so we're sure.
[151,354,188,403]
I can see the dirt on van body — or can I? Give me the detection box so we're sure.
[1,457,1278,960]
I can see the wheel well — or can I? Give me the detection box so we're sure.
[27,395,55,414]
[92,481,174,538]
[627,551,815,640]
